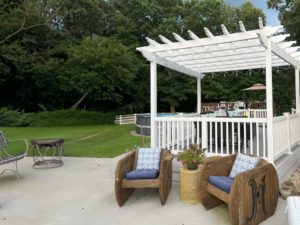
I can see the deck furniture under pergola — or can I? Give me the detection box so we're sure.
[137,18,300,173]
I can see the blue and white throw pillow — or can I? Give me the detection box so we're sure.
[229,153,260,178]
[136,148,161,170]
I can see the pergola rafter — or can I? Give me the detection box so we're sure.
[137,19,299,73]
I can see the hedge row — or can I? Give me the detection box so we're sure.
[0,108,115,127]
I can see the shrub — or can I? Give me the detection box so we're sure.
[0,108,32,127]
[28,109,115,126]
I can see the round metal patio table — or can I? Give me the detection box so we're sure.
[31,138,64,169]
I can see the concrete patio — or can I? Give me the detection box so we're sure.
[0,156,288,225]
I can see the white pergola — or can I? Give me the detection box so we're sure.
[137,18,300,157]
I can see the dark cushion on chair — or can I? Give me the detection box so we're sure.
[126,169,159,180]
[208,176,234,193]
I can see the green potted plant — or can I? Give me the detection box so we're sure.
[178,144,206,170]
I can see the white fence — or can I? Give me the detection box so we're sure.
[273,113,300,159]
[155,116,268,158]
[114,114,136,125]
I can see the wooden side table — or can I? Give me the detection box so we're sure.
[180,166,201,203]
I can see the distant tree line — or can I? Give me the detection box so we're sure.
[0,0,298,114]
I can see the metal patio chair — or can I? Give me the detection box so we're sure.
[0,131,28,179]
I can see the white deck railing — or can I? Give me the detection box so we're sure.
[155,112,300,161]
[155,116,268,158]
[273,113,300,159]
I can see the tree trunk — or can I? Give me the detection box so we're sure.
[71,92,88,110]
[170,105,176,113]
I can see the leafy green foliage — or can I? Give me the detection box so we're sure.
[64,37,140,106]
[28,109,115,126]
[268,0,300,44]
[0,108,31,127]
[178,144,206,169]
[1,0,293,115]
[0,108,115,127]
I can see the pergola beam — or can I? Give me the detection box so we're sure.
[158,34,288,59]
[258,33,299,68]
[190,58,287,70]
[196,62,288,73]
[180,54,282,67]
[170,46,265,63]
[277,41,296,48]
[139,49,203,78]
[164,42,263,61]
[196,64,288,74]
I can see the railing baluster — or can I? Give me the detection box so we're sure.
[176,121,179,151]
[250,122,253,155]
[243,122,246,154]
[167,121,170,149]
[256,122,259,156]
[263,122,266,158]
[187,122,190,148]
[197,121,200,146]
[231,122,234,154]
[172,121,175,151]
[238,122,241,153]
[158,121,161,148]
[162,121,166,148]
[181,121,184,150]
[226,122,229,154]
[221,121,224,154]
[192,121,195,145]
[209,121,212,153]
[215,121,218,153]
[202,119,208,151]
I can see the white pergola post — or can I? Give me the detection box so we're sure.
[197,77,202,113]
[295,68,300,113]
[266,37,274,163]
[150,61,157,148]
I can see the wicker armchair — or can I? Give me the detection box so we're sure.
[199,155,279,225]
[115,149,173,206]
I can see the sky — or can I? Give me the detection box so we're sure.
[225,0,280,26]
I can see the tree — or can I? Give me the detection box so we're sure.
[0,0,273,113]
[64,37,140,109]
[267,0,300,44]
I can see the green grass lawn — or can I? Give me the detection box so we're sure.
[0,125,149,158]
